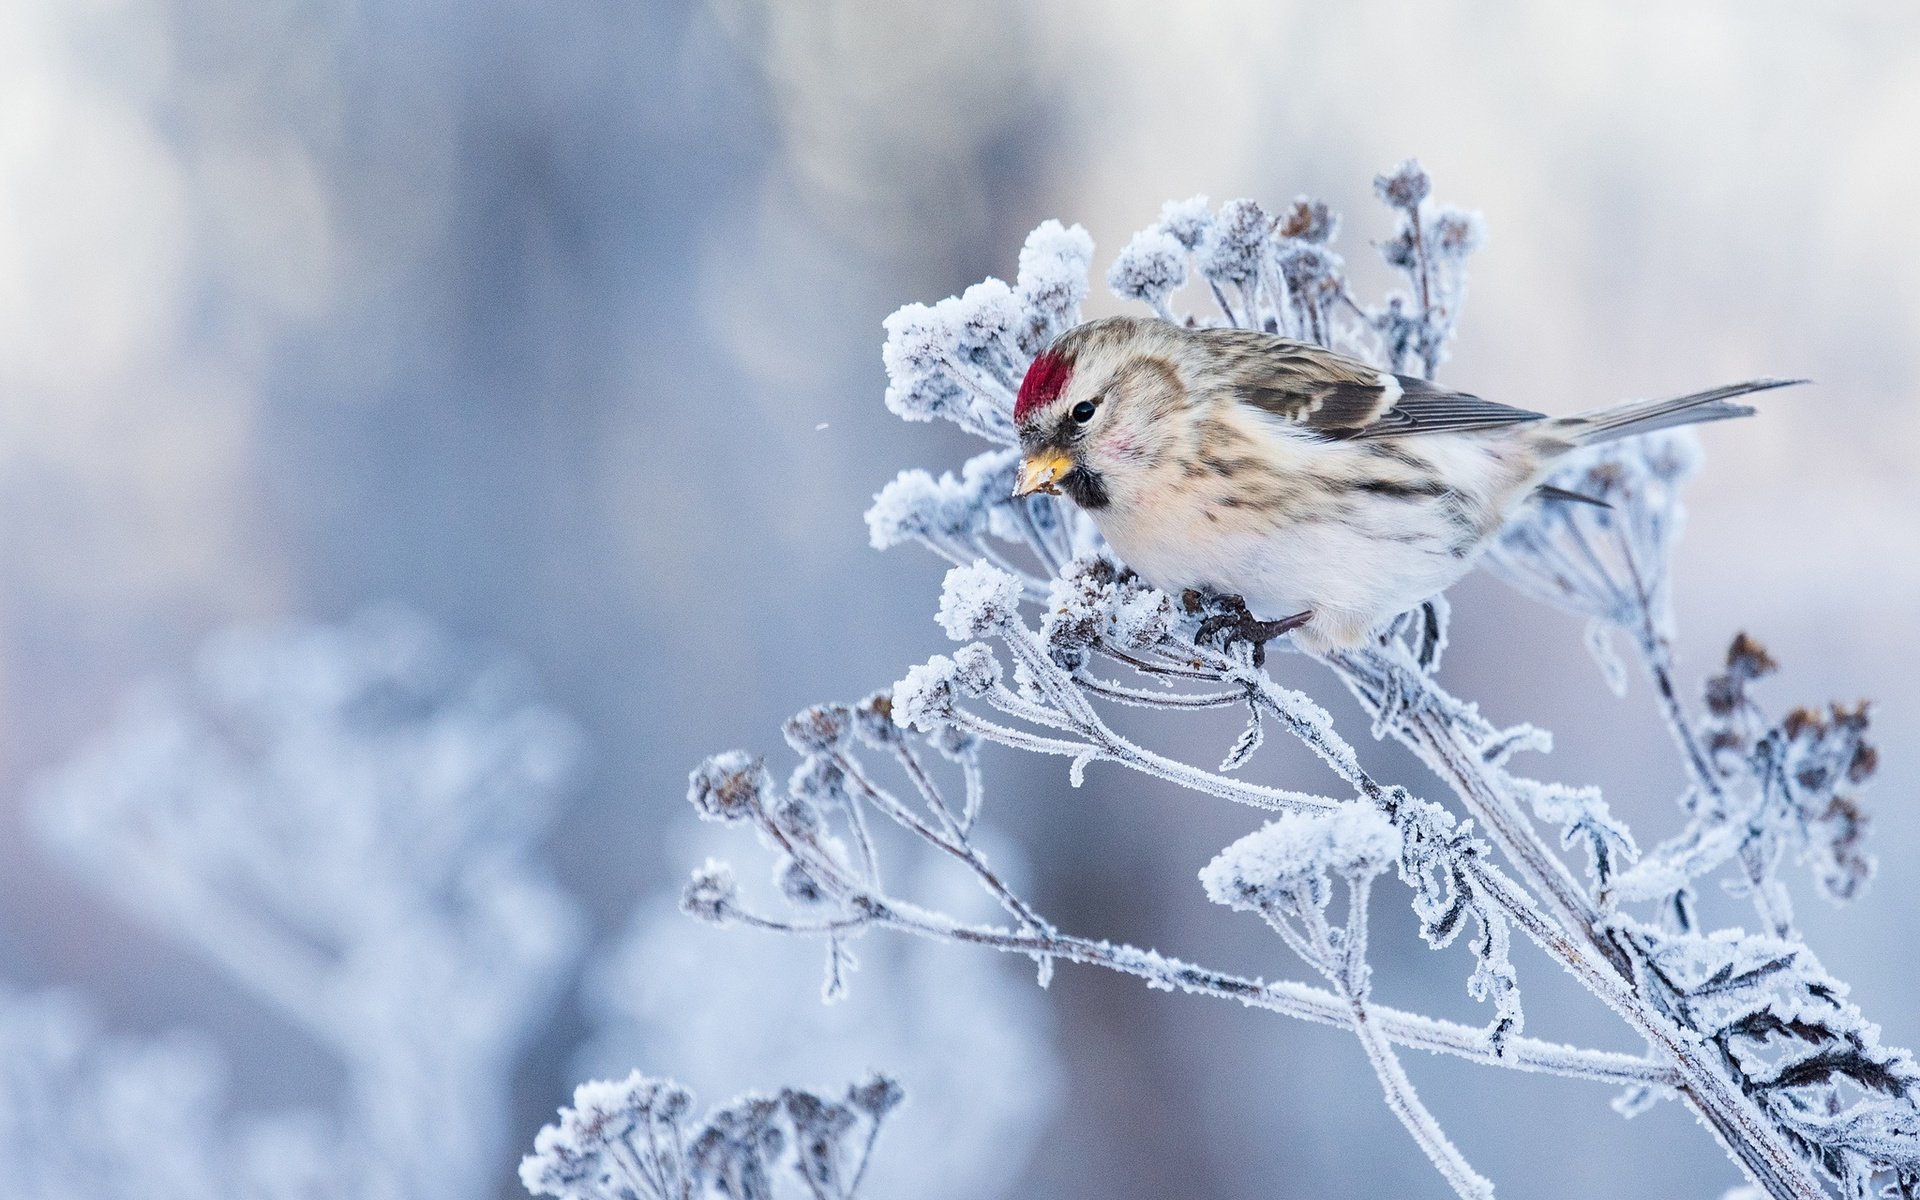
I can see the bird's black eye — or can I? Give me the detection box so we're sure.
[1070,399,1099,424]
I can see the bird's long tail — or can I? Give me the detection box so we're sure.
[1557,377,1807,446]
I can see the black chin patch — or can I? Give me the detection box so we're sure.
[1060,466,1110,510]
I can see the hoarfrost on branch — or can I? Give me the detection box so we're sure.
[675,160,1911,1198]
[26,609,586,1200]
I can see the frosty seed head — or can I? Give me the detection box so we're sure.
[850,690,904,747]
[688,751,771,823]
[937,561,1023,640]
[892,656,959,731]
[1016,219,1094,332]
[1107,227,1188,309]
[783,703,852,755]
[1201,805,1401,913]
[1429,207,1485,259]
[1277,197,1338,244]
[1199,198,1270,287]
[848,1072,906,1118]
[681,858,738,923]
[1373,159,1432,211]
[1156,194,1213,251]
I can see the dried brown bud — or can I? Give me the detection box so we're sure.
[783,703,852,754]
[1849,741,1880,785]
[1783,707,1824,741]
[1373,160,1431,211]
[1830,700,1871,733]
[1278,198,1338,243]
[851,690,903,748]
[689,752,771,823]
[847,1073,906,1118]
[1813,795,1873,902]
[1725,632,1778,681]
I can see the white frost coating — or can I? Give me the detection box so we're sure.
[1373,159,1432,210]
[0,987,339,1200]
[1041,555,1177,669]
[682,858,739,923]
[1485,431,1705,639]
[881,302,963,424]
[1430,207,1488,260]
[579,860,1059,1200]
[1109,588,1176,649]
[866,468,945,549]
[1156,194,1213,250]
[28,608,583,1200]
[936,560,1024,640]
[1201,805,1399,911]
[952,279,1022,359]
[1107,227,1188,311]
[673,166,1908,1200]
[865,449,1028,557]
[1586,618,1629,697]
[1199,198,1268,286]
[892,656,958,730]
[949,642,1004,695]
[881,291,1019,442]
[1016,219,1094,336]
[522,1066,907,1200]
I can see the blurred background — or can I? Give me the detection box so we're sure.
[3,0,1919,1196]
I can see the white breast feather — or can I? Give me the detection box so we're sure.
[1089,403,1542,645]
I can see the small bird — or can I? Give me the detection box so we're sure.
[1011,315,1799,652]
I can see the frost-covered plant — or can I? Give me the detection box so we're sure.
[0,987,339,1200]
[577,858,1058,1200]
[683,161,1913,1199]
[521,1069,903,1200]
[29,609,585,1200]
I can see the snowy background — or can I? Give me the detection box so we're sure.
[3,1,1919,1197]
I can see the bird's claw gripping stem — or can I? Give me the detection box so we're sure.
[1183,591,1313,667]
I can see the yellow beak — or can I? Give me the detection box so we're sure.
[1013,450,1074,498]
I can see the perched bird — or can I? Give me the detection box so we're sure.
[1011,315,1799,652]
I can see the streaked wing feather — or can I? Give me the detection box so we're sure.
[1344,377,1548,440]
[1534,483,1612,508]
[1196,327,1544,439]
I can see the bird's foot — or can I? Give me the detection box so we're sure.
[1392,599,1448,672]
[1182,591,1313,667]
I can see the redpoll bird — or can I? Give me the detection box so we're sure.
[1011,315,1799,652]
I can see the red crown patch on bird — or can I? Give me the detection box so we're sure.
[1014,352,1074,424]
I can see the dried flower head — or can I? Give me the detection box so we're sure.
[1199,198,1270,287]
[850,690,903,748]
[783,704,853,755]
[1156,194,1213,250]
[1278,197,1339,244]
[681,858,739,924]
[688,751,772,824]
[1107,227,1189,311]
[1200,806,1400,912]
[937,561,1024,640]
[1373,159,1432,211]
[1429,207,1486,259]
[892,657,960,731]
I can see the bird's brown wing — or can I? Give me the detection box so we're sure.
[1193,327,1545,440]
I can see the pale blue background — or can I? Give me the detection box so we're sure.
[3,2,1918,1196]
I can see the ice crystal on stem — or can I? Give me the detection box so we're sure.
[677,164,1912,1200]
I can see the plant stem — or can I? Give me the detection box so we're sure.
[1327,651,1826,1200]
